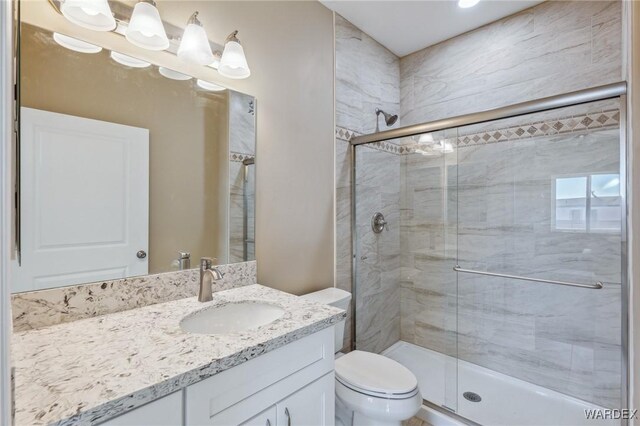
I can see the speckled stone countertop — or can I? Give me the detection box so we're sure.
[12,284,345,426]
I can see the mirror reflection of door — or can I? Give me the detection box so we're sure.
[15,108,149,292]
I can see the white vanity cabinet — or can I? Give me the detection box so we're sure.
[99,327,335,426]
[186,326,335,426]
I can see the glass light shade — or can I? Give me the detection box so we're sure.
[60,0,116,31]
[196,79,226,91]
[218,40,251,79]
[177,23,214,65]
[110,51,151,68]
[125,2,169,51]
[158,67,192,81]
[53,33,102,53]
[458,0,480,8]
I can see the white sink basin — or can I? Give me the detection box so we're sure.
[180,301,285,335]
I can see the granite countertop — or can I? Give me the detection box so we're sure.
[12,284,345,426]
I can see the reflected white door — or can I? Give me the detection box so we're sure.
[15,108,149,292]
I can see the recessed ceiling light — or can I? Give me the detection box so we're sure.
[158,67,192,81]
[196,79,226,91]
[53,33,102,54]
[458,0,480,8]
[110,51,151,68]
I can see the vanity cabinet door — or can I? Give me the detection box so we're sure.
[240,405,277,426]
[276,373,334,426]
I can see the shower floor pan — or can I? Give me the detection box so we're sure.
[383,341,619,426]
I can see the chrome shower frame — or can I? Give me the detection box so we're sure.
[349,81,629,420]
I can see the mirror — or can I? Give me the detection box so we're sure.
[13,23,256,293]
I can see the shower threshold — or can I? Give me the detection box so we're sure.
[383,341,619,426]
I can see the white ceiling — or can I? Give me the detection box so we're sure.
[320,0,545,57]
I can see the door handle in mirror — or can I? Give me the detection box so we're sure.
[136,250,147,259]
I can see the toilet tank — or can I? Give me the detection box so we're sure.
[301,288,351,352]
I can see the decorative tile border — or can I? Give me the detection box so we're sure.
[12,261,257,331]
[230,151,255,162]
[336,126,406,155]
[403,109,620,154]
[454,109,620,147]
[339,109,620,156]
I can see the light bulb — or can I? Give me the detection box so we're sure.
[60,0,116,31]
[177,12,214,65]
[126,1,169,51]
[218,31,251,79]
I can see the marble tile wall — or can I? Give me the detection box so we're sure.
[12,261,257,331]
[400,1,622,126]
[335,14,400,352]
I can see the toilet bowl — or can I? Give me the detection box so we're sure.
[301,288,422,426]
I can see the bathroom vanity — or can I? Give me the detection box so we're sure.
[12,284,345,425]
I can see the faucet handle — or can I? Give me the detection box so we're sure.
[200,257,214,269]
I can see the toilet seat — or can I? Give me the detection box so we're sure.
[335,350,419,400]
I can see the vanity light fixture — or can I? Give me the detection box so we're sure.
[53,32,103,53]
[458,0,480,8]
[125,0,169,51]
[60,0,116,31]
[177,12,215,65]
[158,66,192,81]
[110,51,151,68]
[218,30,251,79]
[196,79,226,91]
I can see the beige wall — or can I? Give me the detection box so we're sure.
[20,23,230,274]
[21,0,336,295]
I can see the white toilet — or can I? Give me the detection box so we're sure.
[301,288,422,426]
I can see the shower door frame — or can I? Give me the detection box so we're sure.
[349,81,629,419]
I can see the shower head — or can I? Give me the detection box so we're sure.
[375,108,398,131]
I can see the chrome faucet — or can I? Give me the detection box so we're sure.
[198,257,225,302]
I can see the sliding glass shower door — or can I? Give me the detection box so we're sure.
[453,99,623,424]
[352,94,626,425]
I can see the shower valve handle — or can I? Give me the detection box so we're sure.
[371,212,388,233]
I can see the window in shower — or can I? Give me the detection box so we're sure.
[553,173,620,233]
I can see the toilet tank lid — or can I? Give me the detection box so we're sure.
[301,288,351,306]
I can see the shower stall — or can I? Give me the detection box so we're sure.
[350,83,628,426]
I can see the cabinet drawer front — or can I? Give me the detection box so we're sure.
[186,327,334,424]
